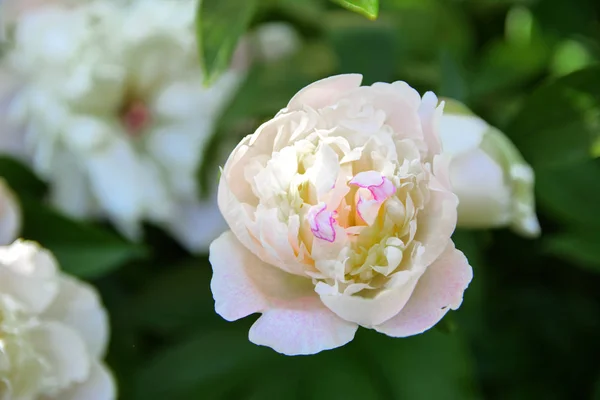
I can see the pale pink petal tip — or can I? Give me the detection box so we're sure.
[349,171,396,202]
[307,202,336,242]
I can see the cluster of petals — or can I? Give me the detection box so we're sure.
[210,74,473,355]
[0,240,114,399]
[0,0,244,251]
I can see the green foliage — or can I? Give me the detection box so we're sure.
[20,197,148,279]
[0,156,147,279]
[330,0,379,20]
[506,66,600,169]
[196,0,258,85]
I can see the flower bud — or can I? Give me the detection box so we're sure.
[439,99,540,237]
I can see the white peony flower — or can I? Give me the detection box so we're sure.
[439,99,540,237]
[0,240,114,399]
[0,0,244,251]
[0,179,20,245]
[210,74,473,355]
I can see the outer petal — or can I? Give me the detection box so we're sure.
[413,172,459,268]
[27,321,91,390]
[210,231,357,355]
[287,74,363,111]
[42,275,109,358]
[418,91,443,155]
[53,361,116,400]
[375,241,473,337]
[0,179,21,245]
[315,268,423,327]
[249,296,358,356]
[0,240,59,313]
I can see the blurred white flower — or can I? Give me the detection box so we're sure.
[0,240,114,400]
[252,22,301,63]
[0,0,245,251]
[0,179,21,245]
[439,99,540,237]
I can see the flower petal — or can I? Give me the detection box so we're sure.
[0,179,21,246]
[316,268,424,327]
[439,114,486,157]
[0,240,59,313]
[287,74,363,111]
[450,148,512,228]
[249,296,358,356]
[210,231,357,355]
[209,231,314,321]
[27,321,91,390]
[42,275,109,358]
[52,361,116,400]
[375,241,473,337]
[414,174,459,268]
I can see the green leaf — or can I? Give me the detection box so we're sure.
[134,328,280,400]
[195,0,257,86]
[506,66,600,169]
[19,196,147,279]
[357,329,480,400]
[131,263,215,335]
[331,0,379,20]
[544,230,600,273]
[535,159,600,228]
[326,13,397,85]
[0,156,46,198]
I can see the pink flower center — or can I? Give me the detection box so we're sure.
[121,100,151,136]
[307,202,337,243]
[308,171,396,242]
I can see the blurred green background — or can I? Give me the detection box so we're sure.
[4,0,600,398]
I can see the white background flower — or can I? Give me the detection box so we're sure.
[0,0,244,251]
[0,179,20,245]
[439,99,540,237]
[0,240,114,399]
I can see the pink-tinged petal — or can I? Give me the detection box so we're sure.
[287,74,363,111]
[375,241,473,337]
[316,267,424,327]
[413,175,458,267]
[349,171,396,202]
[249,296,358,356]
[210,231,314,321]
[307,203,336,242]
[218,175,308,277]
[355,195,379,226]
[210,231,357,355]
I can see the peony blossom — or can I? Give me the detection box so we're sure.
[0,0,245,251]
[439,99,540,237]
[0,240,114,399]
[210,74,473,355]
[0,179,20,245]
